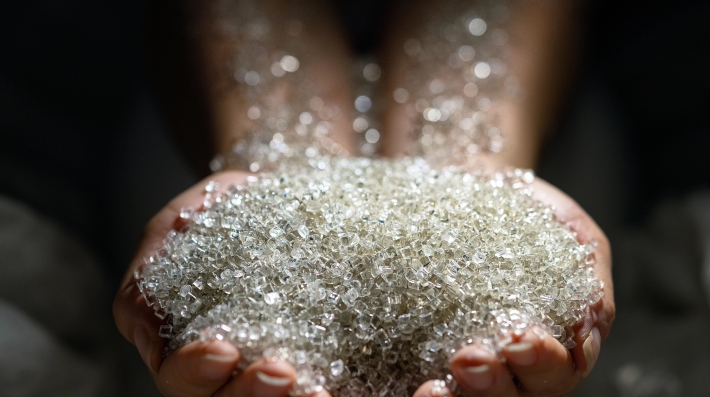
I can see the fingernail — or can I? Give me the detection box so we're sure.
[134,325,155,371]
[200,342,240,380]
[460,364,492,390]
[255,370,293,396]
[582,327,601,377]
[504,342,536,366]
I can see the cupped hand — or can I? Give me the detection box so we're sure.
[113,170,333,397]
[114,168,614,397]
[414,175,615,397]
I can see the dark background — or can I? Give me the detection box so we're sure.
[0,1,708,396]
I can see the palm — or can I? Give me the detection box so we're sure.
[114,168,614,397]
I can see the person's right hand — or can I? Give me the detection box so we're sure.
[113,170,333,397]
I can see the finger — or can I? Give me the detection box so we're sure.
[450,345,518,397]
[156,340,240,397]
[413,380,454,397]
[113,171,252,372]
[214,358,296,397]
[502,329,580,395]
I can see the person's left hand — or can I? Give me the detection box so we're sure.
[413,175,615,397]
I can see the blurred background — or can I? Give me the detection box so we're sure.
[0,1,708,396]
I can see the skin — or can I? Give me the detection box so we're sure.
[114,0,614,396]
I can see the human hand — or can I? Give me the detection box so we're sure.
[113,171,333,397]
[413,175,615,397]
[113,166,613,397]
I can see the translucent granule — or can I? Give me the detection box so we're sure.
[137,157,603,396]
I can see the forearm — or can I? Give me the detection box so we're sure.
[151,0,356,171]
[503,0,585,168]
[379,0,585,170]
